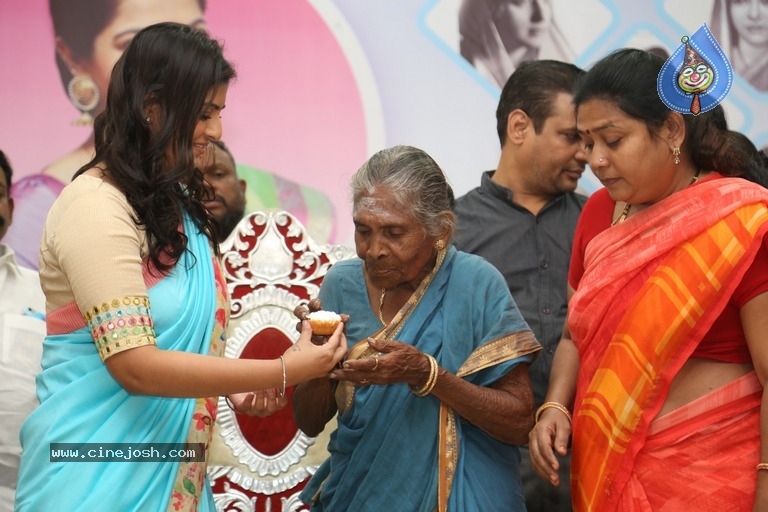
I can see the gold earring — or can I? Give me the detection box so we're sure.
[435,239,445,251]
[672,146,681,165]
[67,74,100,126]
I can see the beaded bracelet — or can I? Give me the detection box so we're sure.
[278,355,286,398]
[757,463,768,471]
[535,401,573,424]
[412,354,438,397]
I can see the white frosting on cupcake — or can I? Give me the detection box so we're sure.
[307,311,341,322]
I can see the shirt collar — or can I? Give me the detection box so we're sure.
[482,170,515,203]
[481,170,572,213]
[0,243,23,278]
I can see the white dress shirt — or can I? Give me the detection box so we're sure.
[0,243,45,511]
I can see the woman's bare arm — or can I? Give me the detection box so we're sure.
[104,321,347,397]
[292,377,339,437]
[527,284,580,486]
[741,291,768,512]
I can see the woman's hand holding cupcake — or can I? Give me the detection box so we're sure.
[294,298,350,345]
[283,314,347,385]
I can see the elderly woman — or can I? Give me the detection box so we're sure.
[293,145,542,511]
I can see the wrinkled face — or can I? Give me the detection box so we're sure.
[522,92,586,195]
[76,0,206,114]
[201,143,246,242]
[677,62,714,93]
[496,0,553,49]
[577,99,677,206]
[0,171,12,241]
[730,0,768,48]
[353,186,438,291]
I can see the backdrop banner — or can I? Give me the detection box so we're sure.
[1,0,765,247]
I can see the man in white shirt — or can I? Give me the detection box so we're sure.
[0,150,45,511]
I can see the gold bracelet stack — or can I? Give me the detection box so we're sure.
[757,463,768,471]
[535,401,573,424]
[278,355,286,398]
[411,354,438,397]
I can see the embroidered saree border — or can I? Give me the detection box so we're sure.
[439,330,541,511]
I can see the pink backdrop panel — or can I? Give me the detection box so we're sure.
[0,0,369,242]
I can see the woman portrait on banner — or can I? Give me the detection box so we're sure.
[458,0,574,89]
[5,0,335,270]
[14,23,346,511]
[528,48,768,511]
[711,0,768,92]
[292,145,542,511]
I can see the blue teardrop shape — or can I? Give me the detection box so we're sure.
[657,23,733,115]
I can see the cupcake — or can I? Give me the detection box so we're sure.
[307,310,342,336]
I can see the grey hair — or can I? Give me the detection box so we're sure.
[351,145,456,239]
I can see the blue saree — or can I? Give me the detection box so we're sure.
[301,246,541,511]
[15,212,221,511]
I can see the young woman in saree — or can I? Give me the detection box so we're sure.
[528,48,768,511]
[14,23,346,512]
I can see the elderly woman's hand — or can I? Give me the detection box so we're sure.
[527,407,572,487]
[226,389,288,417]
[328,337,431,388]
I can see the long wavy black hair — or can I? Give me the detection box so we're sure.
[573,48,768,188]
[76,22,236,272]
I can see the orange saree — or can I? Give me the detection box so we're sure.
[568,177,768,511]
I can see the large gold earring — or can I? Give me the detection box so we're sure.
[67,75,100,126]
[672,146,681,165]
[435,239,446,251]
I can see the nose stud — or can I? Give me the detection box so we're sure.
[598,158,605,163]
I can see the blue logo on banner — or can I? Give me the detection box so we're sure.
[657,23,733,115]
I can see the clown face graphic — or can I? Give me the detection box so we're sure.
[678,61,714,93]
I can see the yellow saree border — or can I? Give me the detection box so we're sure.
[572,202,768,512]
[438,331,541,511]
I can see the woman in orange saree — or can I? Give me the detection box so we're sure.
[528,48,768,511]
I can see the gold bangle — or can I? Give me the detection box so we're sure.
[278,355,286,398]
[414,355,437,397]
[412,354,438,397]
[757,463,768,471]
[535,401,572,424]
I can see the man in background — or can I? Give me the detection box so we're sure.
[201,141,288,417]
[454,60,586,511]
[0,149,45,511]
[202,140,247,243]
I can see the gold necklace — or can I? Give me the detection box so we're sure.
[378,288,387,326]
[612,202,632,226]
[612,168,701,226]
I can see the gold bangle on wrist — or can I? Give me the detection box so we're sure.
[535,401,572,424]
[412,354,438,397]
[756,463,768,471]
[278,355,286,398]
